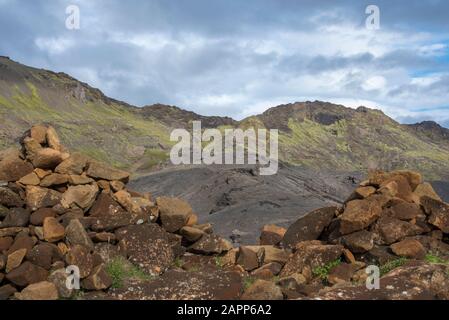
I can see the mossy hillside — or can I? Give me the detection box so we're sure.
[0,81,173,171]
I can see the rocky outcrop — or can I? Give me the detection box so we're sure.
[0,125,232,300]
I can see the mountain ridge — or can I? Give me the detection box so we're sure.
[1,56,449,180]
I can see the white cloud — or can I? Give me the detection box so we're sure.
[35,37,75,55]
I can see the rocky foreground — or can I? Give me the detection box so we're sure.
[1,126,449,300]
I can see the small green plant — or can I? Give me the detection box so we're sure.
[214,256,223,268]
[380,257,408,276]
[106,257,154,289]
[173,257,184,268]
[243,276,256,290]
[312,258,342,280]
[425,252,449,264]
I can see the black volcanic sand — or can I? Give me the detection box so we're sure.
[129,164,362,244]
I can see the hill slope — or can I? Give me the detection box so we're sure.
[1,56,449,180]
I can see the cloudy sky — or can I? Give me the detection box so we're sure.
[0,0,448,126]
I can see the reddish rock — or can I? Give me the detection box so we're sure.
[81,264,112,290]
[391,239,426,259]
[6,261,48,287]
[31,148,65,170]
[188,234,233,255]
[30,125,47,144]
[382,199,422,220]
[86,160,130,182]
[55,153,88,175]
[283,207,337,248]
[16,281,59,300]
[260,224,286,245]
[340,230,374,253]
[280,242,344,277]
[30,208,57,226]
[6,235,35,255]
[65,244,94,278]
[5,248,27,272]
[241,279,283,300]
[421,197,449,233]
[0,149,34,182]
[374,217,423,245]
[0,284,17,300]
[237,246,260,271]
[1,208,30,228]
[61,184,99,210]
[339,198,383,235]
[43,217,65,242]
[109,269,242,300]
[65,219,94,250]
[156,196,194,233]
[26,186,62,211]
[26,243,61,270]
[39,173,68,187]
[0,187,24,208]
[18,172,40,186]
[0,237,13,252]
[115,224,177,275]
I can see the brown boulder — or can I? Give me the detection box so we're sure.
[55,153,88,175]
[6,261,48,287]
[390,239,426,259]
[283,207,337,248]
[237,246,261,271]
[280,242,344,277]
[382,199,422,220]
[1,208,30,228]
[0,237,13,252]
[18,172,40,186]
[115,224,177,275]
[66,219,94,250]
[86,160,130,182]
[89,193,148,231]
[109,269,242,300]
[0,187,23,208]
[157,196,194,232]
[26,243,58,270]
[421,197,449,233]
[180,226,205,242]
[61,184,99,211]
[43,217,65,242]
[30,125,47,144]
[413,183,442,205]
[0,149,34,182]
[5,248,27,273]
[339,197,383,235]
[6,235,35,255]
[327,263,360,285]
[31,148,65,170]
[0,284,17,300]
[260,224,286,245]
[39,173,68,187]
[188,234,233,255]
[241,279,283,300]
[16,281,59,300]
[68,174,94,185]
[46,126,62,151]
[26,186,62,211]
[48,268,73,298]
[0,227,29,238]
[245,245,289,264]
[340,230,375,253]
[374,217,424,244]
[30,208,57,225]
[65,244,94,278]
[81,264,112,290]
